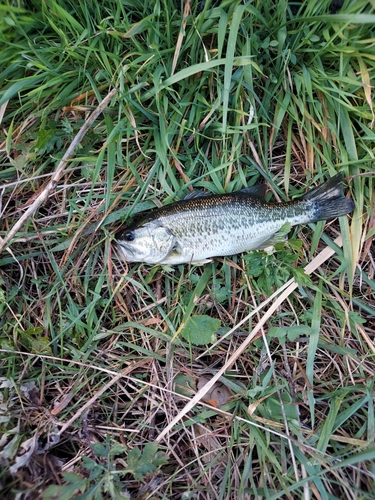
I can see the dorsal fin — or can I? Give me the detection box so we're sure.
[234,184,267,200]
[181,184,267,201]
[181,190,212,200]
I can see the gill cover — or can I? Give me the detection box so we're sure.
[117,221,176,263]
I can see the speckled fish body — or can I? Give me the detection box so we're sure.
[116,174,354,265]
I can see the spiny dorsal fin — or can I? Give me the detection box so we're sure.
[181,184,267,201]
[181,190,212,200]
[234,184,267,200]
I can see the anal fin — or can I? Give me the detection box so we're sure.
[257,231,288,250]
[190,258,212,265]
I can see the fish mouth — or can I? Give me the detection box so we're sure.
[116,240,136,259]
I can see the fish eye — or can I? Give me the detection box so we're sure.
[123,231,135,242]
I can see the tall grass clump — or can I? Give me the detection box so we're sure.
[0,0,374,498]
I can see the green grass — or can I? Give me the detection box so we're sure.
[1,0,375,498]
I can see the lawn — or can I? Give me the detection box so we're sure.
[0,0,374,498]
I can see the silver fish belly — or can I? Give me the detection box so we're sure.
[116,174,354,265]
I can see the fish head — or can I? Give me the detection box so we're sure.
[116,221,175,264]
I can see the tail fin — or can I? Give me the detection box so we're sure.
[302,173,354,221]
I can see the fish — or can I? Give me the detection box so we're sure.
[116,173,354,265]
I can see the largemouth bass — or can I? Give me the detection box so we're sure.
[116,174,354,265]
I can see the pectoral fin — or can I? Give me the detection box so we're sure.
[158,242,213,266]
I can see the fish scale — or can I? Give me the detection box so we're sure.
[159,200,310,261]
[116,174,354,265]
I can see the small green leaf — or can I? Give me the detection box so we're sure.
[288,238,303,251]
[125,443,168,481]
[174,373,196,397]
[292,267,312,287]
[42,473,87,500]
[181,315,221,345]
[277,222,292,237]
[23,327,44,336]
[92,442,109,458]
[81,456,101,472]
[269,325,311,345]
